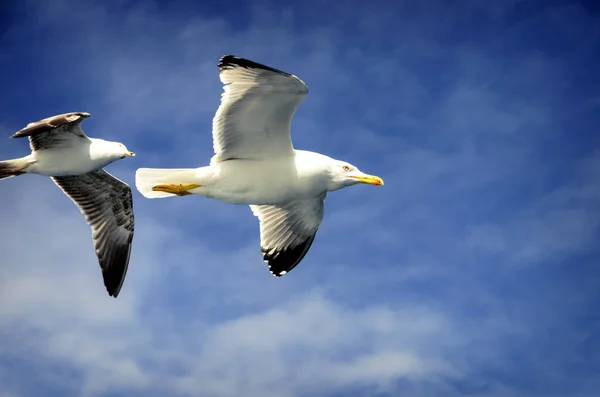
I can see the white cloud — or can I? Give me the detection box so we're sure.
[0,189,466,395]
[0,172,466,396]
[169,296,463,397]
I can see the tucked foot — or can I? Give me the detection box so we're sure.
[151,183,201,196]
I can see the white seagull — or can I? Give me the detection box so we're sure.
[0,112,136,297]
[136,55,384,277]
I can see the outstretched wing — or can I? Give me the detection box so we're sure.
[211,55,309,162]
[250,195,325,277]
[52,169,135,298]
[11,112,91,151]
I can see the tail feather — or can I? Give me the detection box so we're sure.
[0,159,28,180]
[135,168,200,198]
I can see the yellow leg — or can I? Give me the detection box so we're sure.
[151,183,201,196]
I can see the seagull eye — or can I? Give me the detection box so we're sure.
[342,165,351,172]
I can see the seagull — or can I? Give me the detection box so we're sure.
[0,112,136,297]
[136,55,384,277]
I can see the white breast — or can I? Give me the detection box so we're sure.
[28,144,115,177]
[200,156,323,205]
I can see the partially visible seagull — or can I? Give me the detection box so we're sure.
[136,55,384,277]
[0,112,136,298]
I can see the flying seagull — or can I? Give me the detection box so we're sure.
[136,55,384,277]
[0,112,136,297]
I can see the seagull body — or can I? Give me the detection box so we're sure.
[136,55,384,276]
[165,151,340,205]
[0,112,136,297]
[15,137,125,177]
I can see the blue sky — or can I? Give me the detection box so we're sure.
[0,0,599,396]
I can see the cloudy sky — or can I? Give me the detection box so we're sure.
[0,0,599,396]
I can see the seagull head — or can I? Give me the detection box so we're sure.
[102,140,135,159]
[327,160,384,191]
[116,142,136,159]
[89,139,136,163]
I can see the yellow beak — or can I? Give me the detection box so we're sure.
[350,174,384,186]
[125,151,135,157]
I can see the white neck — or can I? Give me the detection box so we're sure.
[89,139,122,167]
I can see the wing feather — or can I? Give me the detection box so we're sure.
[11,112,91,151]
[250,195,325,276]
[52,169,135,298]
[211,55,308,162]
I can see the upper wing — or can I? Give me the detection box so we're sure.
[52,169,135,298]
[250,195,325,277]
[11,112,91,151]
[211,55,309,162]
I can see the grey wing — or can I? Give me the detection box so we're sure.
[11,112,91,151]
[52,169,135,298]
[211,55,309,162]
[250,195,325,276]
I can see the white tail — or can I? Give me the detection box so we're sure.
[135,168,199,198]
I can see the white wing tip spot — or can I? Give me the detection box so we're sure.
[279,270,287,276]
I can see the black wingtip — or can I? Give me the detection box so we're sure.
[103,268,124,298]
[101,243,132,299]
[218,55,292,77]
[262,235,316,277]
[103,267,125,298]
